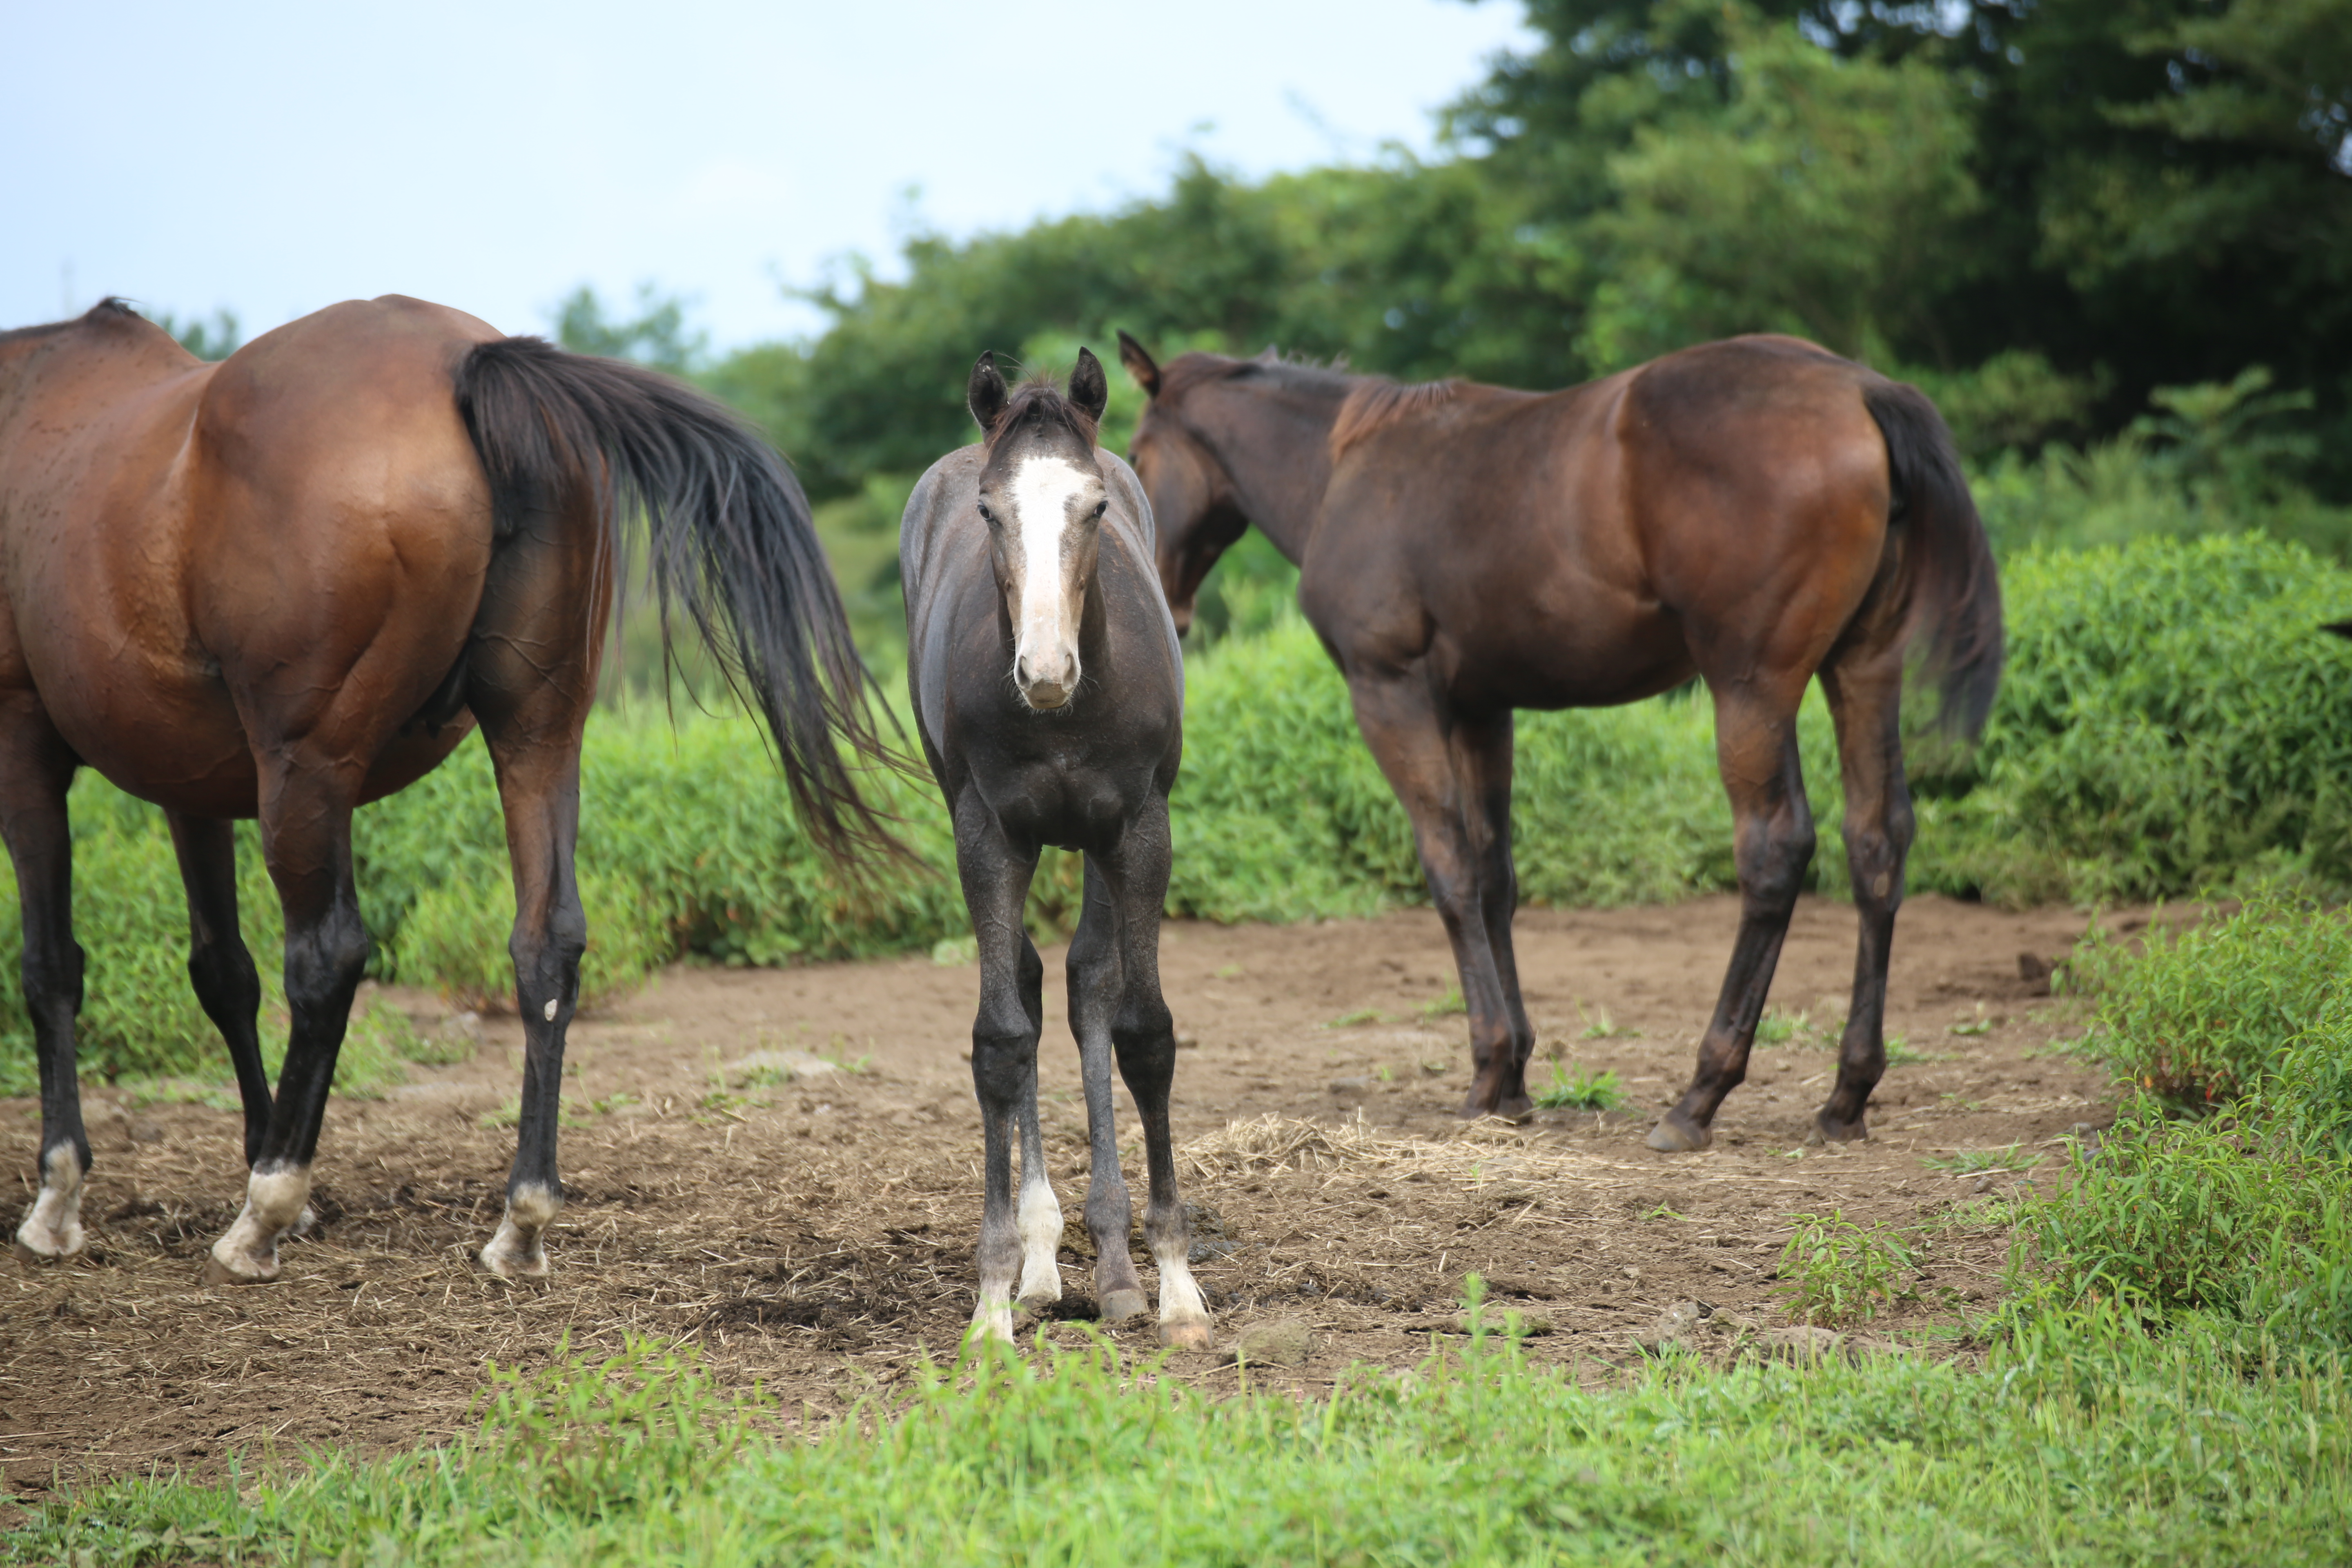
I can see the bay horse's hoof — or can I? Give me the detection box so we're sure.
[1099,1288,1149,1323]
[1813,1109,1871,1145]
[1158,1316,1214,1352]
[1457,1087,1535,1123]
[1644,1112,1711,1153]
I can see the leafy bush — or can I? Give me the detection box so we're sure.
[2014,893,2352,1354]
[2065,889,2352,1107]
[1775,1210,1920,1325]
[1914,533,2352,904]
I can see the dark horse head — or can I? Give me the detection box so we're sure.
[968,347,1112,708]
[1112,332,1258,639]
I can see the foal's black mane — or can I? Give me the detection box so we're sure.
[987,374,1100,452]
[0,298,144,347]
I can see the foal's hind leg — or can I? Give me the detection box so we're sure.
[166,814,272,1170]
[1098,797,1210,1349]
[1,704,87,1263]
[1648,692,1815,1153]
[1814,650,1914,1144]
[954,793,1047,1341]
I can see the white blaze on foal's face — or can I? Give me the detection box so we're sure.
[993,452,1105,710]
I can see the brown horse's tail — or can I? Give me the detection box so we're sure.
[1864,380,2005,742]
[452,336,898,859]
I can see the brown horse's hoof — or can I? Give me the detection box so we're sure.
[1457,1089,1535,1124]
[1813,1109,1871,1145]
[1645,1112,1711,1153]
[1099,1288,1149,1323]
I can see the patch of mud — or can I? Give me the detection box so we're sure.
[1,893,2109,1493]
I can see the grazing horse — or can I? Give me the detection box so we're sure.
[900,349,1209,1347]
[0,297,890,1282]
[1115,332,2002,1152]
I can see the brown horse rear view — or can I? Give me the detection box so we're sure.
[0,296,890,1283]
[1118,332,2000,1151]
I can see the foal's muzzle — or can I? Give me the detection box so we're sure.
[1016,647,1078,710]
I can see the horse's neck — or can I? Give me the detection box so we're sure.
[1203,376,1346,564]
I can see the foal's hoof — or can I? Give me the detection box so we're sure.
[1158,1316,1214,1353]
[1644,1111,1711,1153]
[201,1248,281,1286]
[1099,1288,1149,1324]
[479,1232,552,1282]
[1812,1109,1871,1145]
[13,1223,85,1266]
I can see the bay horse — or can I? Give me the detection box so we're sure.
[900,349,1208,1347]
[1114,332,2002,1152]
[0,296,891,1282]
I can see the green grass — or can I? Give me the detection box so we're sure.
[1531,1062,1627,1112]
[14,1321,2348,1566]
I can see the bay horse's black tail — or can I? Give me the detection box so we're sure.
[452,336,895,858]
[1864,380,2005,742]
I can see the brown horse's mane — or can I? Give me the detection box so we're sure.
[0,297,144,347]
[1329,376,1463,459]
[986,372,1099,452]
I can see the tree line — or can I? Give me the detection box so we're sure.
[556,0,2348,512]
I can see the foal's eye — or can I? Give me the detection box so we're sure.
[977,501,994,523]
[1092,501,1108,519]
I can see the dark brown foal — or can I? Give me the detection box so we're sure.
[1116,332,2000,1152]
[0,298,889,1281]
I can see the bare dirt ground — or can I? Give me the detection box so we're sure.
[0,893,2115,1495]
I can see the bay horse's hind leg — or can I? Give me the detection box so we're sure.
[2,704,87,1263]
[166,814,272,1170]
[1098,796,1210,1350]
[206,764,372,1283]
[953,793,1047,1341]
[1814,648,1914,1144]
[469,659,599,1280]
[1648,692,1815,1153]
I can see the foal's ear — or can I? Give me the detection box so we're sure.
[968,351,1009,434]
[1116,330,1161,399]
[1069,347,1109,425]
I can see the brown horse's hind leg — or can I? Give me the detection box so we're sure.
[1,702,87,1263]
[205,765,372,1283]
[1346,673,1534,1120]
[467,649,599,1281]
[1814,651,1913,1144]
[1648,696,1815,1153]
[166,814,272,1169]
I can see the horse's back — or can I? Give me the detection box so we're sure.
[1307,336,1897,708]
[0,296,504,813]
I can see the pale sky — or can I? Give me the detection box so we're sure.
[3,0,1534,351]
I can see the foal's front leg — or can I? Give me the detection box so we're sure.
[1101,800,1211,1350]
[1067,859,1148,1322]
[955,795,1046,1342]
